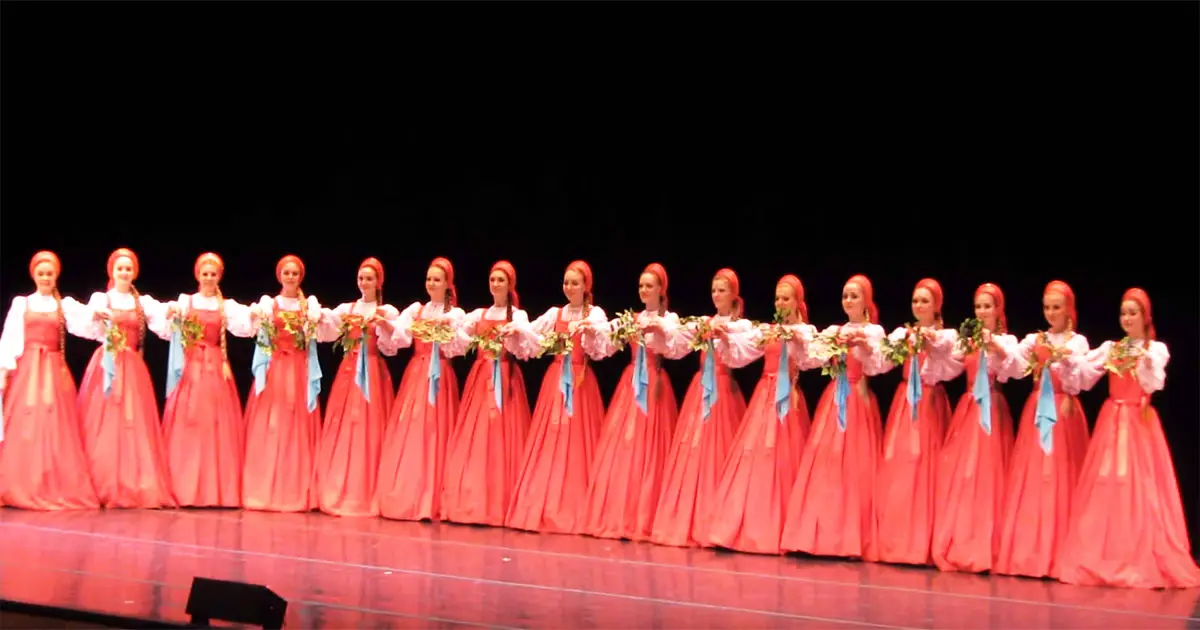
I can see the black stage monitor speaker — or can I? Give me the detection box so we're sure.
[185,577,287,629]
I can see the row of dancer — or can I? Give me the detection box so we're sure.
[0,249,1194,591]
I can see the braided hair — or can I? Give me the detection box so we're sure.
[52,289,66,357]
[128,284,147,354]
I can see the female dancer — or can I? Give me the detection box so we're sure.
[243,254,324,512]
[78,247,176,508]
[993,280,1093,579]
[505,260,609,535]
[441,261,535,526]
[650,268,749,547]
[706,274,820,554]
[1057,288,1200,588]
[314,257,400,517]
[0,251,99,509]
[581,262,687,541]
[781,273,888,560]
[927,283,1022,573]
[873,278,955,565]
[375,257,465,522]
[161,253,255,508]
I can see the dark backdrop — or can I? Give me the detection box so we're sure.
[2,2,1197,542]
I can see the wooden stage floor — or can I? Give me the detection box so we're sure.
[0,507,1197,629]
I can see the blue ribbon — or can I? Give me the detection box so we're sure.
[834,370,850,431]
[774,342,791,421]
[906,355,922,420]
[633,344,649,414]
[102,321,117,397]
[427,341,442,406]
[251,328,271,394]
[559,355,575,416]
[492,355,503,411]
[354,327,370,403]
[701,349,718,421]
[166,324,185,398]
[306,340,322,412]
[973,350,992,435]
[1034,365,1057,454]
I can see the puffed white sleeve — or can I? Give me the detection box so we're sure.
[503,309,538,361]
[579,306,611,361]
[1052,334,1093,395]
[316,303,351,344]
[1075,340,1110,393]
[589,315,621,361]
[1136,340,1170,393]
[60,295,98,339]
[645,312,691,361]
[658,315,699,360]
[991,334,1024,383]
[374,304,403,357]
[859,324,895,377]
[438,307,467,358]
[921,328,964,384]
[790,323,825,371]
[139,293,172,341]
[389,302,424,349]
[0,297,28,372]
[1010,333,1039,379]
[443,308,482,358]
[509,307,557,359]
[716,319,765,369]
[220,297,256,339]
[77,292,111,342]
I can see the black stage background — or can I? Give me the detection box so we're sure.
[2,2,1197,543]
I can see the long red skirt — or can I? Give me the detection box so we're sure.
[706,360,809,555]
[650,361,745,548]
[442,355,531,526]
[78,347,175,509]
[242,347,321,513]
[1057,378,1200,588]
[874,377,951,565]
[580,354,678,540]
[506,356,604,535]
[930,386,1014,573]
[315,349,393,517]
[162,342,244,508]
[375,347,459,521]
[781,374,882,560]
[993,390,1089,579]
[0,333,98,510]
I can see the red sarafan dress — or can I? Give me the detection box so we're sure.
[375,301,464,521]
[651,315,748,548]
[313,301,400,517]
[441,306,535,526]
[242,294,324,513]
[781,323,887,560]
[993,331,1092,579]
[160,293,254,508]
[1057,340,1200,588]
[874,328,955,566]
[580,310,686,541]
[0,294,98,510]
[505,304,609,535]
[706,323,818,555]
[77,290,175,508]
[928,333,1020,573]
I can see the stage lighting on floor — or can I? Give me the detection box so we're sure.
[185,577,287,629]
